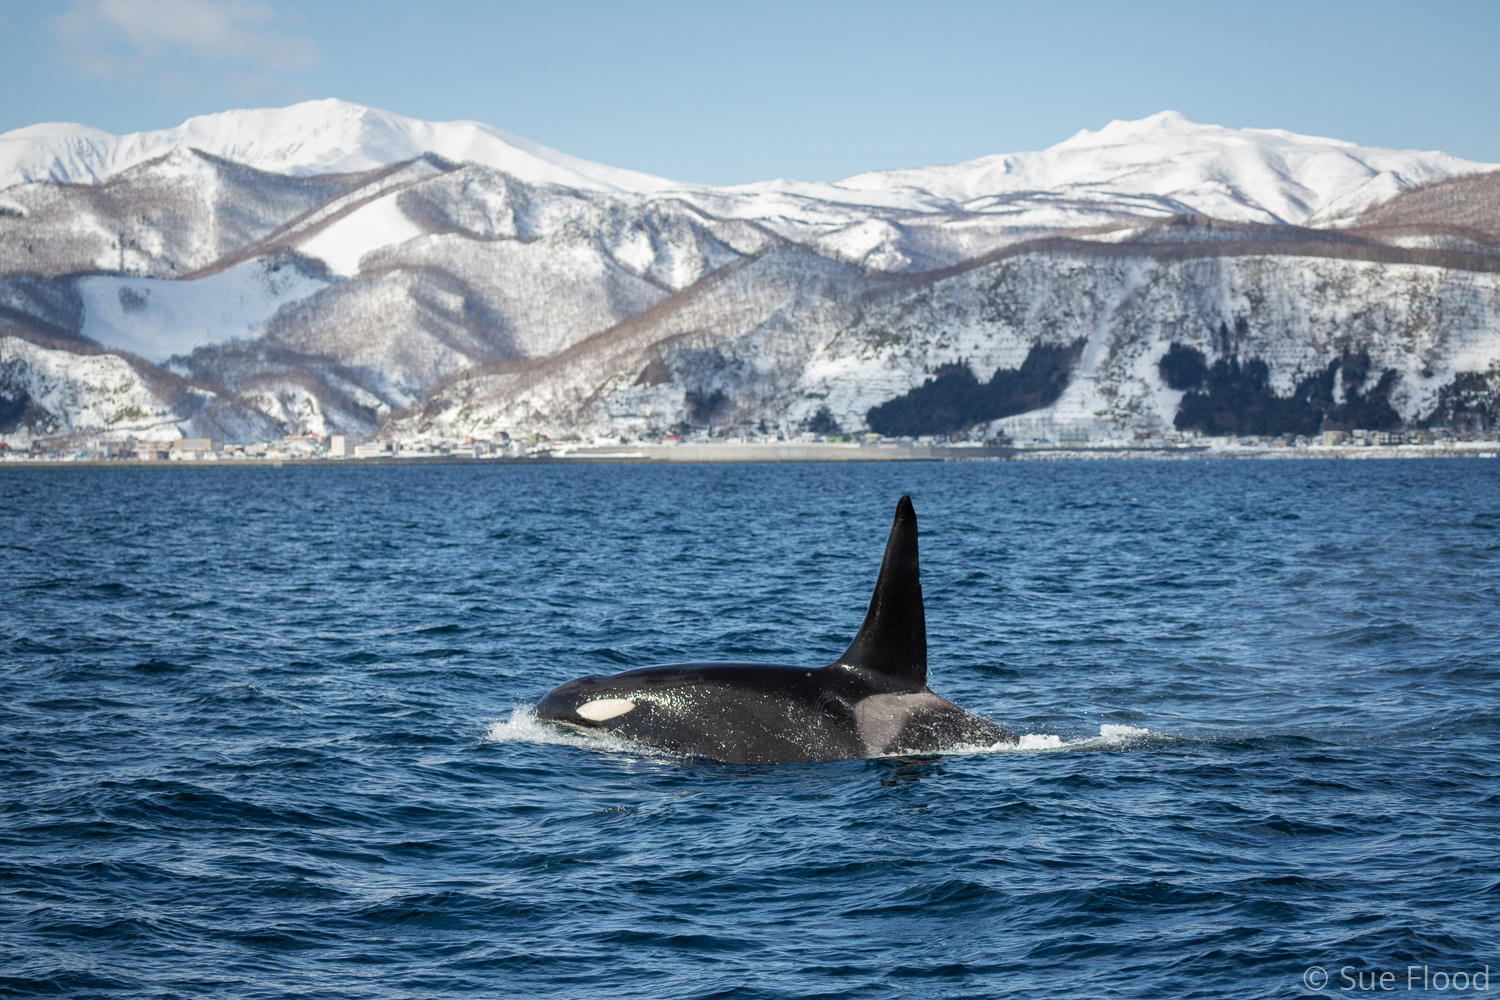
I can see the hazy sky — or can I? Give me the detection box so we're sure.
[2,0,1497,185]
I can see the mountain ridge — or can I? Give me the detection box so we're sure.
[7,101,1493,223]
[0,99,685,193]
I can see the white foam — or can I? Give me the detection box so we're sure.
[486,710,1151,762]
[483,706,604,749]
[947,724,1151,756]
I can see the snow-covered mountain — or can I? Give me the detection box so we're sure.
[2,101,1498,446]
[0,99,684,194]
[746,111,1479,224]
[8,103,1483,225]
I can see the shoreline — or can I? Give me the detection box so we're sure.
[2,441,1498,469]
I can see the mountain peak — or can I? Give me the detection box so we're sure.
[1057,110,1264,149]
[1106,109,1196,131]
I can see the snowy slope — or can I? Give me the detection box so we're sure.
[77,255,331,362]
[800,252,1500,438]
[0,147,359,278]
[152,165,779,432]
[390,248,1500,444]
[0,335,214,442]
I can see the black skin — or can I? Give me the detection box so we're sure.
[537,664,874,764]
[535,662,1015,764]
[534,496,1018,764]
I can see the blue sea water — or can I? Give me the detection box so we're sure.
[1,459,1498,999]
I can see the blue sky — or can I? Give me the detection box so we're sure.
[2,0,1497,185]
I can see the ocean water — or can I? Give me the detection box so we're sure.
[2,459,1497,999]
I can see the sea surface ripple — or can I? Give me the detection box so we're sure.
[2,460,1498,998]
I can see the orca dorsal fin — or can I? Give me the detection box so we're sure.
[832,495,927,688]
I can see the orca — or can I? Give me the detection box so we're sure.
[534,495,1018,764]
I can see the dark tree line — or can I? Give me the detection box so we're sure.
[803,406,841,435]
[866,341,1085,437]
[0,386,56,435]
[1163,343,1402,436]
[685,389,726,425]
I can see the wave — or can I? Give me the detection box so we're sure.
[482,709,1151,760]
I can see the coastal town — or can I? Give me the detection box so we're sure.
[3,426,1498,465]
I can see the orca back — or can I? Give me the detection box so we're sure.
[534,494,1021,762]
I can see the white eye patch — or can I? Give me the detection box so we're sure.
[576,698,636,721]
